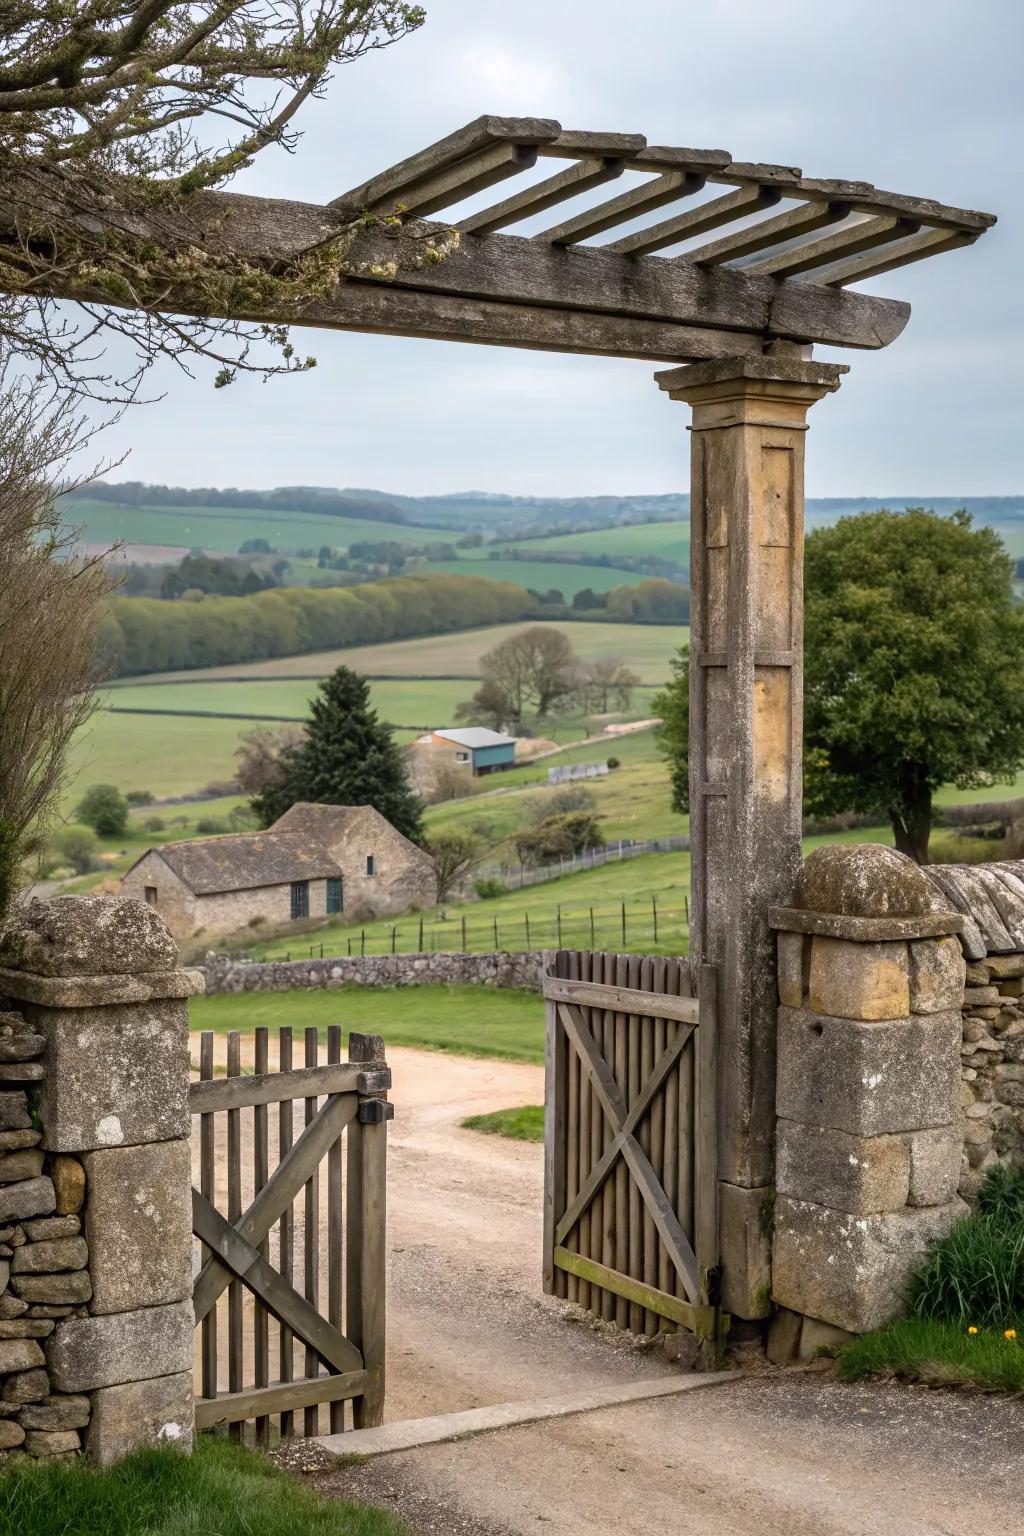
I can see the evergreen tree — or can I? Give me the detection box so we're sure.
[253,667,423,842]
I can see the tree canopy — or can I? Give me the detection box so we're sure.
[253,665,423,841]
[652,510,1024,862]
[803,508,1024,861]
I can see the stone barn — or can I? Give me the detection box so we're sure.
[121,802,435,942]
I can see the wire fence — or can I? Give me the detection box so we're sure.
[468,834,691,893]
[268,894,691,961]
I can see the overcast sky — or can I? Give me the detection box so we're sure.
[94,0,1022,498]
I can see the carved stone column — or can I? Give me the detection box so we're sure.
[656,355,847,1318]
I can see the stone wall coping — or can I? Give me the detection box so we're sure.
[769,907,964,942]
[0,967,205,1008]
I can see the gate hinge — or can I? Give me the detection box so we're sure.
[358,1099,394,1124]
[703,1264,723,1307]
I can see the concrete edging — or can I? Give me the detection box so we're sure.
[316,1371,741,1459]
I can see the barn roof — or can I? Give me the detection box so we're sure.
[150,831,342,896]
[433,728,517,749]
[269,802,366,840]
[923,862,1024,960]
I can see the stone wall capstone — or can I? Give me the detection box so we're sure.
[203,948,549,994]
[0,896,203,1466]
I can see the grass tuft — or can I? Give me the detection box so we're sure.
[0,1435,408,1536]
[838,1317,1024,1393]
[461,1104,545,1141]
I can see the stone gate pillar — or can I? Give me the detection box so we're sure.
[0,896,202,1464]
[656,355,847,1319]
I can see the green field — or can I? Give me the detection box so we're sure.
[64,713,286,805]
[190,984,545,1064]
[134,621,686,685]
[63,495,459,557]
[427,557,649,595]
[513,520,690,565]
[102,677,479,730]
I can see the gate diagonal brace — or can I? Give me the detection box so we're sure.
[556,1000,702,1304]
[192,1190,364,1376]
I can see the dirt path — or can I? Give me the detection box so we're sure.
[193,1037,1024,1535]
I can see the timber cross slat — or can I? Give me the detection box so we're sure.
[191,1025,391,1442]
[4,114,994,367]
[543,952,724,1344]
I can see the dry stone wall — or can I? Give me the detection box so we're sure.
[920,862,1024,1198]
[203,948,548,994]
[0,1010,91,1461]
[0,896,203,1467]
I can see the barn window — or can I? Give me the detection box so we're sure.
[290,881,309,920]
[144,886,157,907]
[326,877,343,914]
[455,751,470,762]
[366,854,375,877]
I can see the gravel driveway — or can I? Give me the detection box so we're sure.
[194,1034,1024,1535]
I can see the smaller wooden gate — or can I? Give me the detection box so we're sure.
[190,1026,392,1440]
[542,952,723,1342]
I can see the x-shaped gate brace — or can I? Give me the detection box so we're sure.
[544,964,722,1340]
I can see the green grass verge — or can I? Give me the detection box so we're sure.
[427,557,650,596]
[462,1105,545,1141]
[0,1436,407,1536]
[190,984,545,1064]
[838,1318,1024,1393]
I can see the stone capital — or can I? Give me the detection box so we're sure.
[655,355,848,424]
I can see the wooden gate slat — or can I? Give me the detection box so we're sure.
[278,1026,295,1440]
[326,1024,345,1435]
[303,1026,320,1436]
[253,1026,270,1447]
[226,1032,243,1441]
[199,1033,217,1404]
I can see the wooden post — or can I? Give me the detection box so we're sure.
[418,914,424,952]
[657,354,846,1319]
[461,914,467,950]
[347,1031,390,1429]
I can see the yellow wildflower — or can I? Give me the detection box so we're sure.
[1005,1329,1017,1341]
[967,1326,978,1335]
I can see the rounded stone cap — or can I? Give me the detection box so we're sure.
[796,844,934,918]
[0,895,178,977]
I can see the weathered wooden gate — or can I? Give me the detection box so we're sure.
[542,952,724,1341]
[189,1026,392,1440]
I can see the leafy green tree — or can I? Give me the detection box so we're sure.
[652,646,689,816]
[652,512,1024,862]
[424,833,483,902]
[50,825,98,875]
[76,784,129,838]
[253,667,423,841]
[804,509,1024,862]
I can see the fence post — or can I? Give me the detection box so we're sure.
[621,901,627,946]
[461,915,467,950]
[418,914,424,952]
[346,1032,391,1429]
[493,916,499,949]
[360,930,365,957]
[589,907,595,948]
[557,906,563,947]
[390,927,397,955]
[652,894,658,943]
[525,913,531,948]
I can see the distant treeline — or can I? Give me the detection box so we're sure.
[492,545,687,583]
[100,572,542,677]
[72,481,410,525]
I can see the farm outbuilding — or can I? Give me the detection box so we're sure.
[412,727,518,778]
[121,802,434,942]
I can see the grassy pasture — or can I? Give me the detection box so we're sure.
[132,621,686,685]
[102,677,477,730]
[190,984,545,1064]
[513,520,690,564]
[64,495,457,556]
